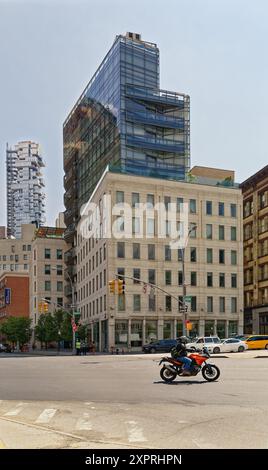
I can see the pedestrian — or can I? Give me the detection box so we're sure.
[83,340,88,355]
[76,339,81,355]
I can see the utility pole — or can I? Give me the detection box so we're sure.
[180,224,197,337]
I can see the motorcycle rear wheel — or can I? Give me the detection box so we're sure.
[202,365,220,382]
[160,366,177,383]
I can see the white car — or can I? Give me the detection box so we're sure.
[212,338,248,353]
[187,336,222,354]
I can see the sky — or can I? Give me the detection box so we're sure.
[0,0,268,226]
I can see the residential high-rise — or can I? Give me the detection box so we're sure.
[64,32,190,245]
[6,141,46,238]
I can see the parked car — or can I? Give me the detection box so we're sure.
[230,334,250,341]
[187,336,222,354]
[244,335,268,350]
[209,338,248,353]
[142,339,178,353]
[0,343,7,352]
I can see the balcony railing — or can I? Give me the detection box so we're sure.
[126,134,185,153]
[126,85,186,108]
[126,111,185,129]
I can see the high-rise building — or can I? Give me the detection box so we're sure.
[6,141,46,238]
[241,165,268,334]
[63,32,190,245]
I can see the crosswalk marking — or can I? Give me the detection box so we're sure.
[35,408,57,424]
[126,420,147,443]
[4,402,28,416]
[75,412,92,431]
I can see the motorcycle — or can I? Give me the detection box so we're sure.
[159,347,220,382]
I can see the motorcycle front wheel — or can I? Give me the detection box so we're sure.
[160,366,177,383]
[202,364,220,382]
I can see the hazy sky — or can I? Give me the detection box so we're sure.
[0,0,268,226]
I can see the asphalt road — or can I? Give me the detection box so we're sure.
[0,352,268,448]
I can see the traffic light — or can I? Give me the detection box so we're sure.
[109,280,115,294]
[117,279,125,295]
[38,302,43,313]
[43,302,49,313]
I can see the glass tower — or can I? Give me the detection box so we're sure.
[63,32,190,242]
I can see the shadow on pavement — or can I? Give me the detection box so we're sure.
[154,380,211,385]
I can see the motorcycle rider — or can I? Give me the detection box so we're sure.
[174,336,193,376]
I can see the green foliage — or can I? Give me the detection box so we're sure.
[34,313,58,347]
[77,324,87,341]
[59,312,73,342]
[0,317,32,348]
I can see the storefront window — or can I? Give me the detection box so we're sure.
[131,320,143,347]
[145,321,157,343]
[164,321,172,339]
[217,320,226,338]
[228,321,238,336]
[188,321,199,338]
[115,321,128,347]
[205,320,214,336]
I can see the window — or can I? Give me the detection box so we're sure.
[165,296,172,311]
[147,218,155,236]
[207,297,213,313]
[132,216,141,234]
[133,294,141,311]
[207,248,213,264]
[133,243,140,259]
[132,192,140,207]
[191,272,197,286]
[177,197,184,212]
[231,250,237,265]
[24,264,28,270]
[219,249,225,264]
[165,245,171,261]
[23,254,27,260]
[164,196,171,211]
[117,242,125,258]
[178,249,183,261]
[189,223,197,238]
[219,225,225,240]
[189,199,196,214]
[148,269,155,284]
[231,227,237,241]
[178,271,183,285]
[165,271,172,285]
[207,272,213,287]
[231,204,237,218]
[56,265,62,275]
[147,194,154,208]
[148,244,155,260]
[45,249,51,259]
[57,281,63,292]
[27,245,31,251]
[45,265,51,275]
[133,268,140,283]
[231,273,237,288]
[206,224,213,240]
[231,297,237,313]
[219,202,225,216]
[191,296,197,312]
[190,247,197,262]
[149,295,156,311]
[219,273,225,288]
[118,295,125,311]
[57,298,63,307]
[219,297,225,313]
[206,201,212,215]
[45,281,51,291]
[116,191,124,204]
[23,245,26,251]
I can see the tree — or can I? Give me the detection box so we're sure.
[59,312,73,344]
[0,317,32,350]
[34,313,58,349]
[77,324,87,341]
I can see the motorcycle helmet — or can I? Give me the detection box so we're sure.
[178,336,188,344]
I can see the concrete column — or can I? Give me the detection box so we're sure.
[199,319,205,336]
[158,318,164,340]
[213,320,217,335]
[128,318,131,350]
[173,319,177,338]
[225,320,229,338]
[142,318,146,345]
[91,324,94,342]
[108,319,115,351]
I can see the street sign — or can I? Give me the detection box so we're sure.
[184,296,192,302]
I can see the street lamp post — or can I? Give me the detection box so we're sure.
[180,224,197,337]
[51,267,76,354]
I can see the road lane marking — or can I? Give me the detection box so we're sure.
[0,439,6,449]
[4,402,28,416]
[126,420,147,443]
[75,413,92,431]
[35,408,57,424]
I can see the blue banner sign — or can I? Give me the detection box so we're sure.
[4,288,11,305]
